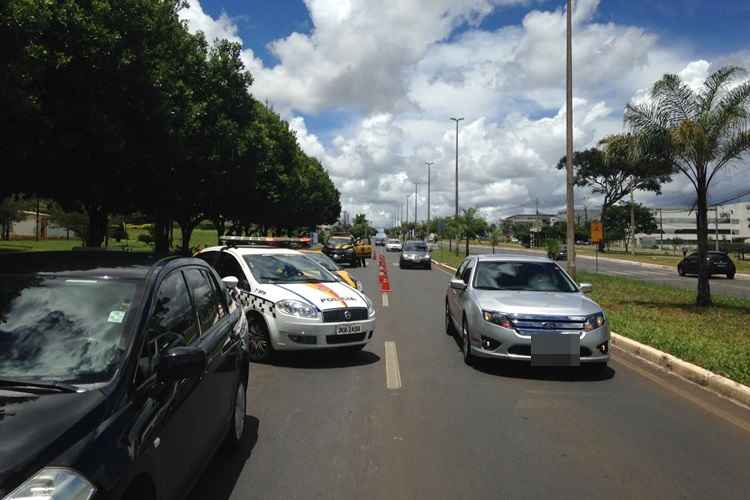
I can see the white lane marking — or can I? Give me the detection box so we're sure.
[382,292,389,307]
[385,341,402,390]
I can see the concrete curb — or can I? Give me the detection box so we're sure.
[433,257,750,408]
[610,334,750,408]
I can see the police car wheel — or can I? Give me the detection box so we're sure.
[247,317,273,362]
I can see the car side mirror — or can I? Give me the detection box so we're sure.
[579,283,593,294]
[222,276,239,290]
[157,346,206,382]
[450,278,467,291]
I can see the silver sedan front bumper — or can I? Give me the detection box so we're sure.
[469,322,610,363]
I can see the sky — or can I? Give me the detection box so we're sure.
[180,0,750,227]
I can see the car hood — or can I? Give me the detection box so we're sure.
[258,281,368,310]
[0,388,106,493]
[474,290,601,316]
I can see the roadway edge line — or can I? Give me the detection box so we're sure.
[384,341,402,390]
[431,258,750,410]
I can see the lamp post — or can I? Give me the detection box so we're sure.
[450,117,464,219]
[425,161,434,225]
[564,0,576,279]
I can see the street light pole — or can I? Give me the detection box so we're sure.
[450,117,464,219]
[425,161,434,225]
[564,0,576,279]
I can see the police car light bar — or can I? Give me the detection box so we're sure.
[219,236,312,248]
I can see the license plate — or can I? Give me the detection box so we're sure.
[531,333,580,366]
[336,324,361,335]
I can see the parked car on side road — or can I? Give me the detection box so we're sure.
[445,254,609,369]
[399,240,432,270]
[385,239,403,252]
[197,245,376,362]
[322,235,361,267]
[0,251,249,500]
[677,251,736,279]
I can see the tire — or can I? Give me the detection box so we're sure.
[342,344,365,352]
[678,266,685,276]
[728,273,735,280]
[445,301,455,336]
[462,318,474,366]
[585,361,608,375]
[247,317,273,362]
[122,478,155,500]
[426,263,432,270]
[224,377,247,451]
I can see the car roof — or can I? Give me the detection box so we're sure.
[0,251,170,279]
[202,246,302,257]
[473,253,553,263]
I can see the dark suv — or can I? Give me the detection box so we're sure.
[677,250,736,279]
[0,251,249,500]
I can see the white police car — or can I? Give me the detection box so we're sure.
[197,242,376,361]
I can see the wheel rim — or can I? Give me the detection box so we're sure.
[234,383,246,440]
[463,323,470,359]
[445,304,451,331]
[248,322,270,360]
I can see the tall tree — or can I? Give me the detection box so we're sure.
[601,203,658,253]
[458,208,487,257]
[557,133,672,250]
[625,66,750,306]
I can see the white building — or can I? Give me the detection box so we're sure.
[641,201,750,247]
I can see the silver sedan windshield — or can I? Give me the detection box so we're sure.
[473,261,577,293]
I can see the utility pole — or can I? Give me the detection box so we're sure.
[564,0,576,278]
[450,117,464,219]
[414,182,419,230]
[425,161,434,225]
[630,190,636,255]
[659,208,663,249]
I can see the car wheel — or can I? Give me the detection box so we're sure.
[585,361,608,375]
[427,263,432,270]
[224,377,247,451]
[247,317,273,362]
[678,265,685,276]
[728,273,735,279]
[445,301,455,336]
[462,318,474,366]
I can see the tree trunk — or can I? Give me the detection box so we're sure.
[448,239,452,252]
[85,204,108,248]
[695,176,712,306]
[213,215,226,244]
[465,236,469,257]
[154,211,170,255]
[177,218,196,256]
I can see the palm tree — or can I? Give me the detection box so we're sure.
[489,227,502,254]
[458,208,487,257]
[625,66,750,306]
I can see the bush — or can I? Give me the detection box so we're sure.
[138,233,154,246]
[197,219,216,230]
[545,239,561,256]
[110,223,128,242]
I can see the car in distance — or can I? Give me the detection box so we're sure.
[677,251,736,279]
[0,251,249,500]
[385,238,403,252]
[197,246,376,362]
[547,245,567,261]
[374,230,387,246]
[399,240,432,270]
[301,249,363,290]
[445,254,609,369]
[322,234,360,267]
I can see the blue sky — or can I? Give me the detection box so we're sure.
[185,0,750,223]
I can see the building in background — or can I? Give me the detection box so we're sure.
[640,201,750,248]
[556,206,601,225]
[10,211,67,240]
[502,213,559,227]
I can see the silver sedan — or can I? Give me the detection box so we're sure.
[445,254,609,368]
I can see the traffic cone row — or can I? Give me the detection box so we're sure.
[377,253,392,293]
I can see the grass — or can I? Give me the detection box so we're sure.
[431,249,750,385]
[0,228,219,254]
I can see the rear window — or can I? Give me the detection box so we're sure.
[404,242,428,251]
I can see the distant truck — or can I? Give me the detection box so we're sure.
[374,229,387,246]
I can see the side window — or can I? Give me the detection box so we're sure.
[455,259,469,279]
[218,253,250,290]
[148,271,200,344]
[462,260,474,285]
[184,268,222,334]
[203,269,227,318]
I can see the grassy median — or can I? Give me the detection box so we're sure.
[431,247,750,385]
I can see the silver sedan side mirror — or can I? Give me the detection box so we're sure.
[579,283,593,294]
[450,279,467,291]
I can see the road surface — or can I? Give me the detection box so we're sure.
[461,244,750,299]
[189,250,750,500]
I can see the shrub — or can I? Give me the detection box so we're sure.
[138,233,154,246]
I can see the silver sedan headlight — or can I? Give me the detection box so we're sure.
[364,296,376,317]
[276,299,321,319]
[583,312,606,331]
[4,467,96,500]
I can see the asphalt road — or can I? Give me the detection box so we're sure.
[189,250,750,500]
[463,244,750,299]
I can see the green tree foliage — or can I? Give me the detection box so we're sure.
[602,203,658,253]
[625,66,750,305]
[457,208,487,256]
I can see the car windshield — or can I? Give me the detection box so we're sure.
[244,254,339,284]
[0,275,139,385]
[473,261,578,293]
[388,239,400,244]
[303,252,339,272]
[328,237,352,246]
[404,242,428,252]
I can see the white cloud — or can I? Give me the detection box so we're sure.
[180,0,749,227]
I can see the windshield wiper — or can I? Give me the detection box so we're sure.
[0,377,80,393]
